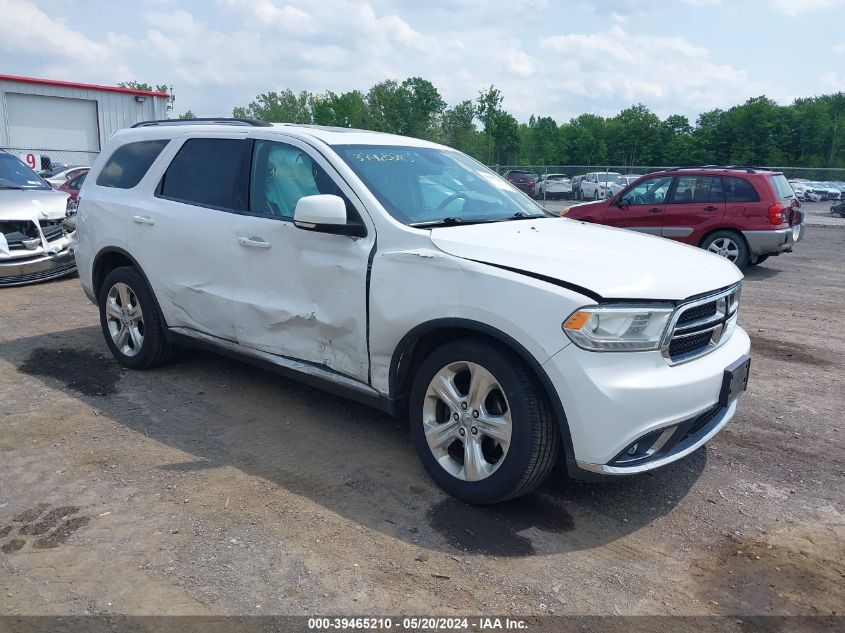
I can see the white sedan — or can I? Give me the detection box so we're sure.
[45,167,88,189]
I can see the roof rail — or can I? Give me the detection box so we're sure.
[130,118,272,128]
[664,165,757,173]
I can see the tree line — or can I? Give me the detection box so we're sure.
[215,77,841,168]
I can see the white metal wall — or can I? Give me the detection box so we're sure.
[0,77,169,155]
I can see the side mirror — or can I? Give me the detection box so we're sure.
[293,194,366,237]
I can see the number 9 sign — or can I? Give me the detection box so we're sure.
[19,152,41,171]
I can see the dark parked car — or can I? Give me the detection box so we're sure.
[570,175,586,199]
[503,170,537,195]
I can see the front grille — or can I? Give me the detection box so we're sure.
[682,405,721,441]
[663,285,741,364]
[669,331,714,357]
[677,301,717,324]
[0,220,41,250]
[39,219,64,242]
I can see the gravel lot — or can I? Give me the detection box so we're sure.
[0,225,842,618]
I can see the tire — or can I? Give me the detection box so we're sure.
[409,338,560,504]
[701,230,750,268]
[99,266,175,369]
[747,255,769,267]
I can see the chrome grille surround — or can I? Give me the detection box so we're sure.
[660,283,741,365]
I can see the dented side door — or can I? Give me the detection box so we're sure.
[229,135,375,383]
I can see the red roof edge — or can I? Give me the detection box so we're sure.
[0,74,170,98]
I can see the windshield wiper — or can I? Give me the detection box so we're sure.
[0,185,26,190]
[508,211,546,220]
[409,217,499,228]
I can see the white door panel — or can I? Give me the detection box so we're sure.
[129,197,236,340]
[230,135,373,382]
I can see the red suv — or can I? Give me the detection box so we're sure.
[562,167,804,268]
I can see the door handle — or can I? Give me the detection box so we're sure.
[648,207,662,213]
[132,215,154,225]
[238,236,271,249]
[703,206,719,212]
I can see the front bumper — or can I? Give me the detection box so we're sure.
[542,325,750,476]
[742,223,804,257]
[0,248,77,287]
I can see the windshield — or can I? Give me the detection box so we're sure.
[0,153,51,190]
[333,145,547,226]
[598,173,620,183]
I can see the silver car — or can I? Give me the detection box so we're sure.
[0,151,76,286]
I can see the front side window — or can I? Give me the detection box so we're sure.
[620,176,673,205]
[670,175,724,204]
[0,153,51,190]
[249,140,345,218]
[97,140,169,189]
[333,145,545,226]
[160,138,243,209]
[724,176,760,202]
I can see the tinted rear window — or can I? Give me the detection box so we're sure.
[97,140,169,189]
[769,174,795,200]
[159,138,243,209]
[723,176,760,202]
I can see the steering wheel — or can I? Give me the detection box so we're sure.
[630,194,645,206]
[437,192,468,210]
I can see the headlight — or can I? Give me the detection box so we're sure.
[562,305,674,351]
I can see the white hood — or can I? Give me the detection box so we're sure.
[0,188,68,221]
[429,217,742,301]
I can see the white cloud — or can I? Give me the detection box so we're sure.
[833,42,845,53]
[0,0,130,79]
[820,71,845,91]
[538,25,760,116]
[769,0,845,15]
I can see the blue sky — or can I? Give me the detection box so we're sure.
[2,0,844,124]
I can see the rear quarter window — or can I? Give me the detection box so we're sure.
[769,174,795,201]
[723,176,760,203]
[96,140,169,189]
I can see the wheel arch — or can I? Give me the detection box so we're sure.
[389,318,575,463]
[698,226,750,251]
[93,247,169,328]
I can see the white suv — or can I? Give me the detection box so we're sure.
[74,119,751,504]
[580,171,621,200]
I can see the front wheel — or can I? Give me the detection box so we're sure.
[701,230,750,268]
[99,266,175,369]
[409,338,560,504]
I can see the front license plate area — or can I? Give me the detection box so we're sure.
[719,356,751,407]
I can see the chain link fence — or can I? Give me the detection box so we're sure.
[2,147,99,170]
[490,164,845,182]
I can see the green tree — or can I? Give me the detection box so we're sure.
[118,81,169,93]
[178,110,196,120]
[233,90,313,123]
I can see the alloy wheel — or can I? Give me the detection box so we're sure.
[707,237,740,262]
[105,282,144,357]
[422,361,512,481]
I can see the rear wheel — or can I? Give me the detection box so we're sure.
[702,230,749,268]
[99,266,175,369]
[409,338,560,504]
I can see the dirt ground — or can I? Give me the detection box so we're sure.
[0,226,843,618]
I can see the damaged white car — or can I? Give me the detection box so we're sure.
[0,150,76,286]
[74,120,751,504]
